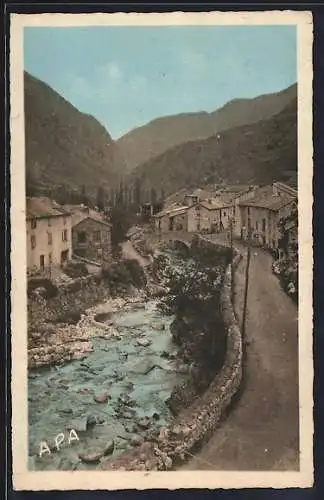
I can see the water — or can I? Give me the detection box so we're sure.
[28,300,187,471]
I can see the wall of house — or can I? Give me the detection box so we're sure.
[219,206,235,231]
[239,206,280,248]
[72,218,111,262]
[27,215,72,272]
[171,213,188,231]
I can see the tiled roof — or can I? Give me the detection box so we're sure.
[154,205,188,218]
[239,194,296,211]
[73,215,112,229]
[26,197,70,219]
[199,199,232,210]
[63,205,111,227]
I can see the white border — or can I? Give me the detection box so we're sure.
[10,11,314,490]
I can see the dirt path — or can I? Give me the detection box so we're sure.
[179,245,299,471]
[121,240,151,268]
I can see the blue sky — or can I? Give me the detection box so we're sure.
[24,26,296,139]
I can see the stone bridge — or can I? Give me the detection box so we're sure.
[145,230,231,251]
[145,231,197,249]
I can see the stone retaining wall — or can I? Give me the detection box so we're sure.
[99,237,243,471]
[28,275,112,332]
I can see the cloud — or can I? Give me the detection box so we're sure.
[130,75,147,92]
[98,62,122,82]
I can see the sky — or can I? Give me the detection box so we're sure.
[24,25,296,139]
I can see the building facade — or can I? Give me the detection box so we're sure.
[26,197,72,274]
[239,194,297,249]
[72,216,112,263]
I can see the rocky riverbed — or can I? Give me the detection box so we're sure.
[28,299,189,471]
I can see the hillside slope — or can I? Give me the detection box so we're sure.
[24,71,125,197]
[117,83,297,172]
[128,98,297,194]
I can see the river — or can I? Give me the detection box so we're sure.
[28,299,188,471]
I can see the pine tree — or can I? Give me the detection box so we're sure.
[80,185,88,205]
[96,186,105,211]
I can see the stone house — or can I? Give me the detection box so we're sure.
[186,199,235,233]
[154,205,189,233]
[64,205,112,263]
[26,197,72,274]
[239,193,297,250]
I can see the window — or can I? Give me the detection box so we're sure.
[256,221,259,231]
[77,231,86,243]
[31,218,37,229]
[93,230,101,242]
[48,232,53,245]
[62,229,68,242]
[262,219,266,232]
[247,207,251,216]
[48,218,52,227]
[223,211,226,216]
[31,235,36,249]
[49,253,52,265]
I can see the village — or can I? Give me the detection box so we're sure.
[26,180,298,296]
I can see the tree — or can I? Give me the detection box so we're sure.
[117,180,124,207]
[150,187,157,206]
[80,185,88,205]
[134,178,142,210]
[110,206,130,258]
[96,186,106,211]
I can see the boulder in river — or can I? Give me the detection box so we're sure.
[136,338,152,348]
[103,440,115,456]
[94,392,109,404]
[79,451,103,464]
[131,435,143,447]
[68,417,89,433]
[137,416,151,430]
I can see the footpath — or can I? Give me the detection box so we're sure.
[179,243,299,471]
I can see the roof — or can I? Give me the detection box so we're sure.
[73,215,112,229]
[26,197,70,219]
[239,194,296,211]
[63,205,111,227]
[198,199,233,210]
[154,205,188,218]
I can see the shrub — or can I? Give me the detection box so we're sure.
[100,259,146,291]
[64,262,89,278]
[27,278,58,299]
[52,309,82,324]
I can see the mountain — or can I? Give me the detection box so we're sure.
[128,97,297,195]
[24,71,126,198]
[117,83,297,172]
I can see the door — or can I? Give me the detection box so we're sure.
[60,250,69,267]
[40,255,45,271]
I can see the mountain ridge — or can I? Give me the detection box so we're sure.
[127,96,297,195]
[24,71,126,198]
[117,83,297,172]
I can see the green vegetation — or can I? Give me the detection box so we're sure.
[101,259,147,293]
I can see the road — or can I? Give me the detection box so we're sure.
[179,243,299,471]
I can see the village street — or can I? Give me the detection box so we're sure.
[179,241,299,471]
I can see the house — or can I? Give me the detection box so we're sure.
[186,199,235,233]
[26,197,72,274]
[63,205,112,263]
[154,205,189,233]
[238,192,297,250]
